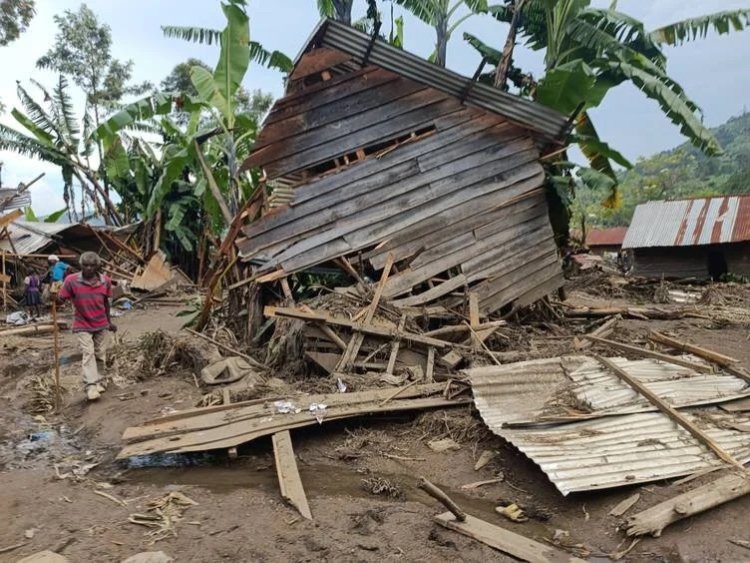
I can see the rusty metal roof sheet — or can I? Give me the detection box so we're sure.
[467,356,750,495]
[623,195,750,249]
[586,227,628,247]
[297,19,569,143]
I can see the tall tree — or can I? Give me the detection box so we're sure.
[0,0,35,45]
[36,3,151,191]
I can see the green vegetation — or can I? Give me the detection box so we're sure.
[573,111,750,229]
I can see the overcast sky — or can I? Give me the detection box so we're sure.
[1,0,749,214]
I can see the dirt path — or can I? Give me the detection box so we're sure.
[2,290,750,562]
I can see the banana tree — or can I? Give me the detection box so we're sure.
[393,0,495,66]
[465,2,750,206]
[0,76,122,224]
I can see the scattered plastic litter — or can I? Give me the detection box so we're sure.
[336,378,347,393]
[309,403,327,424]
[274,400,301,414]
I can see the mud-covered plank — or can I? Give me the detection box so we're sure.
[272,430,312,520]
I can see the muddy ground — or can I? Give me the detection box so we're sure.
[2,278,750,562]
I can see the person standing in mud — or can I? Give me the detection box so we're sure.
[54,252,117,401]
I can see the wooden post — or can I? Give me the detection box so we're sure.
[1,250,6,310]
[51,299,62,412]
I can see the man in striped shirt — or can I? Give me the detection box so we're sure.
[57,252,117,401]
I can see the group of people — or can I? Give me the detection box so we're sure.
[22,254,70,317]
[23,252,116,402]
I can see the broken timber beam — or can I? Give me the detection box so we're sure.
[574,315,619,351]
[626,471,750,538]
[434,512,586,562]
[594,355,744,470]
[264,306,448,348]
[272,430,312,520]
[336,253,394,372]
[385,315,407,375]
[587,336,714,373]
[648,331,739,368]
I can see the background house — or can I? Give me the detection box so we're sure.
[623,195,750,280]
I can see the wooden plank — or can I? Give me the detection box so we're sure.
[255,88,450,174]
[0,272,10,284]
[594,355,744,469]
[264,305,448,348]
[264,97,465,179]
[434,512,585,563]
[388,213,552,303]
[377,192,543,272]
[278,155,542,273]
[119,392,469,458]
[626,471,750,538]
[335,253,394,372]
[289,47,352,80]
[587,336,714,374]
[648,331,739,367]
[440,349,463,369]
[253,75,421,152]
[240,110,496,242]
[385,315,407,375]
[244,124,527,257]
[272,431,312,520]
[574,315,620,351]
[264,67,383,124]
[425,347,435,383]
[468,293,480,328]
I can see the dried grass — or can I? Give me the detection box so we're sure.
[128,491,198,543]
[26,374,65,414]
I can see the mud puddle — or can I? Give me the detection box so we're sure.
[124,461,559,541]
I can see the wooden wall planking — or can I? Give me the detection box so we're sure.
[245,134,533,259]
[278,156,543,273]
[240,110,506,246]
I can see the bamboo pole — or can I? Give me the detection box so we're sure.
[1,250,6,310]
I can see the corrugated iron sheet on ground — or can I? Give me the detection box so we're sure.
[623,195,750,249]
[467,356,750,495]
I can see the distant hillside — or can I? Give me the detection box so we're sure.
[574,111,750,228]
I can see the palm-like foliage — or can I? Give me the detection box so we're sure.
[392,0,495,66]
[464,0,750,209]
[0,77,123,223]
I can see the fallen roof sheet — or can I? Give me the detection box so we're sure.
[467,356,750,495]
[298,19,569,142]
[623,195,750,249]
[0,220,70,254]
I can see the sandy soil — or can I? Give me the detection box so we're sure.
[2,281,750,562]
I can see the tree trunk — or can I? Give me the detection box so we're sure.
[332,0,353,24]
[435,16,448,67]
[495,0,527,88]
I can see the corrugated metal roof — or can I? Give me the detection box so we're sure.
[297,19,569,142]
[0,221,70,254]
[623,195,750,249]
[467,356,750,495]
[586,227,628,247]
[0,188,31,211]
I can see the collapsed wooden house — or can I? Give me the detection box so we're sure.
[237,20,570,315]
[623,195,750,280]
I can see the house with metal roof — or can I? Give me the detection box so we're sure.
[585,227,628,255]
[623,195,750,279]
[236,19,570,315]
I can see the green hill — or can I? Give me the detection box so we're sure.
[574,111,750,228]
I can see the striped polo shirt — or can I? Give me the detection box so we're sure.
[58,273,112,332]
